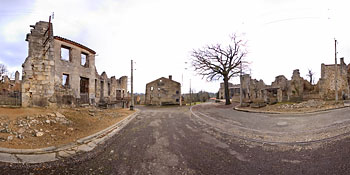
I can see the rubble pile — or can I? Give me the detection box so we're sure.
[0,112,73,142]
[277,100,326,109]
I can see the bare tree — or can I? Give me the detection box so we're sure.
[0,64,7,81]
[306,69,315,84]
[191,34,247,105]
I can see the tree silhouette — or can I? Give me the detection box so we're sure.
[191,34,248,105]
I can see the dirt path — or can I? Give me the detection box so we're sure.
[0,107,134,149]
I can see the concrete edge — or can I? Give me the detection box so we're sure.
[233,104,349,115]
[0,109,140,163]
[190,103,350,145]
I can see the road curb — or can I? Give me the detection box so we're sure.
[190,104,350,145]
[0,109,140,164]
[233,105,349,115]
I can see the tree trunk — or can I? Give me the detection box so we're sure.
[223,76,231,105]
[310,76,312,84]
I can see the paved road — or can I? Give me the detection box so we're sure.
[1,104,350,174]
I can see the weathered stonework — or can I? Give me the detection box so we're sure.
[227,58,350,104]
[144,76,181,105]
[0,71,21,94]
[21,21,128,107]
[318,58,350,100]
[229,69,316,103]
[218,82,234,99]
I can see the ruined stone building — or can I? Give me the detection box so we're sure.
[0,71,21,106]
[230,69,315,104]
[227,58,350,104]
[21,21,128,107]
[1,71,21,93]
[144,76,181,105]
[318,58,350,100]
[218,82,240,99]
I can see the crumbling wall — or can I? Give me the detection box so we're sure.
[288,69,305,101]
[95,72,128,103]
[22,21,55,107]
[22,20,128,107]
[218,82,233,99]
[318,58,349,100]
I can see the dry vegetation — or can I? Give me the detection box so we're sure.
[0,107,134,149]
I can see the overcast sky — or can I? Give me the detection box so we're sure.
[1,0,349,93]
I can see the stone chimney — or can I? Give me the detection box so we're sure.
[169,75,172,80]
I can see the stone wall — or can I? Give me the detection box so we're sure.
[0,71,21,93]
[218,82,234,99]
[21,21,128,107]
[22,21,55,107]
[145,76,181,105]
[318,58,350,100]
[230,69,314,104]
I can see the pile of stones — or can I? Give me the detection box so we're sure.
[0,112,73,142]
[277,100,326,109]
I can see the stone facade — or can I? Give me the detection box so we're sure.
[229,69,315,104]
[0,71,21,94]
[145,76,181,105]
[318,58,350,100]
[218,82,234,99]
[228,58,350,104]
[21,21,128,107]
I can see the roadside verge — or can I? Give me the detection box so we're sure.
[0,109,140,164]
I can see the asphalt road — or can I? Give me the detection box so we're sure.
[1,104,350,174]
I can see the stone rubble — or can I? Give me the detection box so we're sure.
[277,100,327,109]
[0,112,73,142]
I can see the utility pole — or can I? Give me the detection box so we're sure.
[335,39,338,102]
[180,74,183,106]
[189,79,192,106]
[239,61,243,106]
[130,60,134,110]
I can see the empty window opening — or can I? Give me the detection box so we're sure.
[62,74,69,87]
[61,46,70,61]
[116,90,122,100]
[150,86,154,91]
[81,53,88,67]
[176,90,179,94]
[108,83,111,96]
[160,79,162,82]
[158,87,160,91]
[100,81,104,98]
[95,79,97,95]
[176,99,179,102]
[80,77,89,93]
[80,77,89,104]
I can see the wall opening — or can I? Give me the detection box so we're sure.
[116,90,121,100]
[100,80,104,99]
[61,46,70,61]
[95,79,97,95]
[108,82,111,96]
[62,74,69,88]
[81,52,88,67]
[80,77,89,104]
